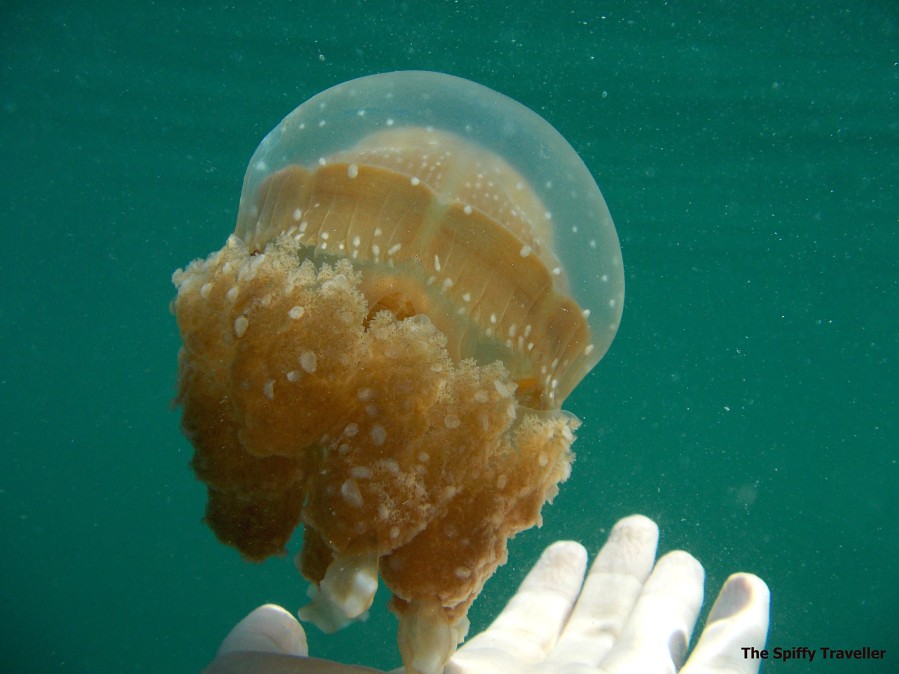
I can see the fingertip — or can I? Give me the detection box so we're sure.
[521,540,588,595]
[644,550,706,617]
[613,513,659,538]
[217,604,308,658]
[590,514,660,578]
[608,515,660,554]
[708,573,771,623]
[542,540,589,571]
[607,515,660,554]
[654,550,705,585]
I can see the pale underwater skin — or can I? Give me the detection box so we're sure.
[172,71,624,674]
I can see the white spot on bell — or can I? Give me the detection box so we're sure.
[493,380,512,398]
[350,466,372,479]
[370,424,386,445]
[299,350,317,373]
[340,479,363,507]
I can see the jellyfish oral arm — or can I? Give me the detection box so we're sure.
[297,550,379,633]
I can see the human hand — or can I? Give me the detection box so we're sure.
[446,514,769,674]
[200,515,769,674]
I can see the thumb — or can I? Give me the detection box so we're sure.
[217,604,309,657]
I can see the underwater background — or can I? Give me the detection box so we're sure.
[1,1,895,672]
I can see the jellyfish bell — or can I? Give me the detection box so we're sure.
[173,71,623,674]
[237,72,623,403]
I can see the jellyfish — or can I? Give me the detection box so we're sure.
[172,71,623,674]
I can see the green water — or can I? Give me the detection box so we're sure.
[1,1,895,672]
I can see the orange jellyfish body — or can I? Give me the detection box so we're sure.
[172,71,623,674]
